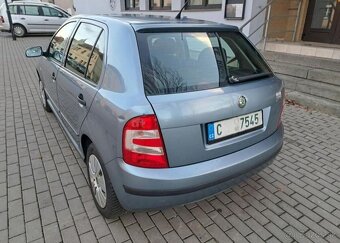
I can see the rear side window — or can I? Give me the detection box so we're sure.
[85,33,105,84]
[137,31,271,95]
[9,6,17,14]
[49,22,76,63]
[65,23,103,82]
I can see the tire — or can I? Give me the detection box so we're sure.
[86,143,125,218]
[13,24,26,37]
[39,80,52,112]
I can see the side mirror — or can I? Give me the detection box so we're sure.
[25,46,43,58]
[58,13,63,18]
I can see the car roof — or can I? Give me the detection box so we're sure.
[72,14,239,32]
[9,1,57,7]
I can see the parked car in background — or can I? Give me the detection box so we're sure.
[25,15,284,218]
[0,1,70,37]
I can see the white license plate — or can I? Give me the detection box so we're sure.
[207,111,263,143]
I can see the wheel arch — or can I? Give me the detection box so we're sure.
[81,134,92,162]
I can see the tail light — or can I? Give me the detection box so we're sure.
[0,16,4,23]
[123,115,169,168]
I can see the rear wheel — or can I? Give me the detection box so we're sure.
[86,143,125,218]
[39,80,52,112]
[13,24,26,37]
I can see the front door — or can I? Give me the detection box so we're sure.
[43,21,77,110]
[303,0,340,44]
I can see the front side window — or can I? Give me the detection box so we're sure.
[125,0,139,10]
[49,22,76,63]
[137,31,271,95]
[187,0,222,9]
[65,23,103,81]
[150,0,171,9]
[24,6,40,16]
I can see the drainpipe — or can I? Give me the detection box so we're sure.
[293,0,302,41]
[4,0,16,40]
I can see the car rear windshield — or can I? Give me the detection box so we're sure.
[137,31,272,95]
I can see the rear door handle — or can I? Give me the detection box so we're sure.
[20,18,25,20]
[44,19,49,21]
[77,94,86,107]
[51,72,56,82]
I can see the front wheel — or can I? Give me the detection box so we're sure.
[86,144,125,218]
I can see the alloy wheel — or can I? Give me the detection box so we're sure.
[88,154,107,208]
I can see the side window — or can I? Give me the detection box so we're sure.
[42,7,51,16]
[65,23,103,79]
[9,6,17,15]
[49,8,62,17]
[86,33,105,84]
[18,5,25,15]
[219,38,238,68]
[49,22,76,63]
[24,6,40,16]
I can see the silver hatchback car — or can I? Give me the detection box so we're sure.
[26,15,284,218]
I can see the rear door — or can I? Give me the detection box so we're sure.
[137,31,284,167]
[57,21,106,142]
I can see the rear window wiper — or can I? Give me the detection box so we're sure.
[229,72,272,83]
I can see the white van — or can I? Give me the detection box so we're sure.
[0,1,70,37]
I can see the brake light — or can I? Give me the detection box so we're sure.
[0,16,4,23]
[123,115,169,168]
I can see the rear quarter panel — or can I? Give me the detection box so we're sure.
[80,19,154,164]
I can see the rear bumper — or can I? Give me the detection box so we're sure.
[106,124,284,211]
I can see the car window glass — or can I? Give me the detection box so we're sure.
[49,22,76,63]
[50,8,61,17]
[42,7,51,16]
[17,5,25,15]
[86,32,105,84]
[66,23,103,79]
[9,6,17,14]
[24,6,39,16]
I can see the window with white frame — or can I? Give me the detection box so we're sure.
[125,0,140,10]
[187,0,222,9]
[150,0,171,10]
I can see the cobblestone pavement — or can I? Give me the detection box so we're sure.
[1,33,340,243]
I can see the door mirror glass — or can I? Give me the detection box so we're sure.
[25,46,43,58]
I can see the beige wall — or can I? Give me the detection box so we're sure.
[267,0,309,42]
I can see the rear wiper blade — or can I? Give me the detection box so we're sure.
[229,72,272,83]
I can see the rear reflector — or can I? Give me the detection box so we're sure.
[277,88,285,128]
[122,115,169,168]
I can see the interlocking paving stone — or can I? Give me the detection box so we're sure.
[1,33,340,242]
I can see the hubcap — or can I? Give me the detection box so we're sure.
[39,81,46,107]
[89,154,107,208]
[14,26,24,36]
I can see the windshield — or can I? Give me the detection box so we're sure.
[137,31,272,95]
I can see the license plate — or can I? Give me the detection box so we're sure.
[207,111,263,143]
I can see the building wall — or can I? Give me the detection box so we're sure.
[73,0,269,45]
[267,0,309,42]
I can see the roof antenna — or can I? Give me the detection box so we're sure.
[175,0,189,19]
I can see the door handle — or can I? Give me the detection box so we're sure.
[77,94,86,107]
[44,19,49,21]
[20,18,25,20]
[51,72,56,82]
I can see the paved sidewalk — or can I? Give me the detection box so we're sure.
[1,33,340,243]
